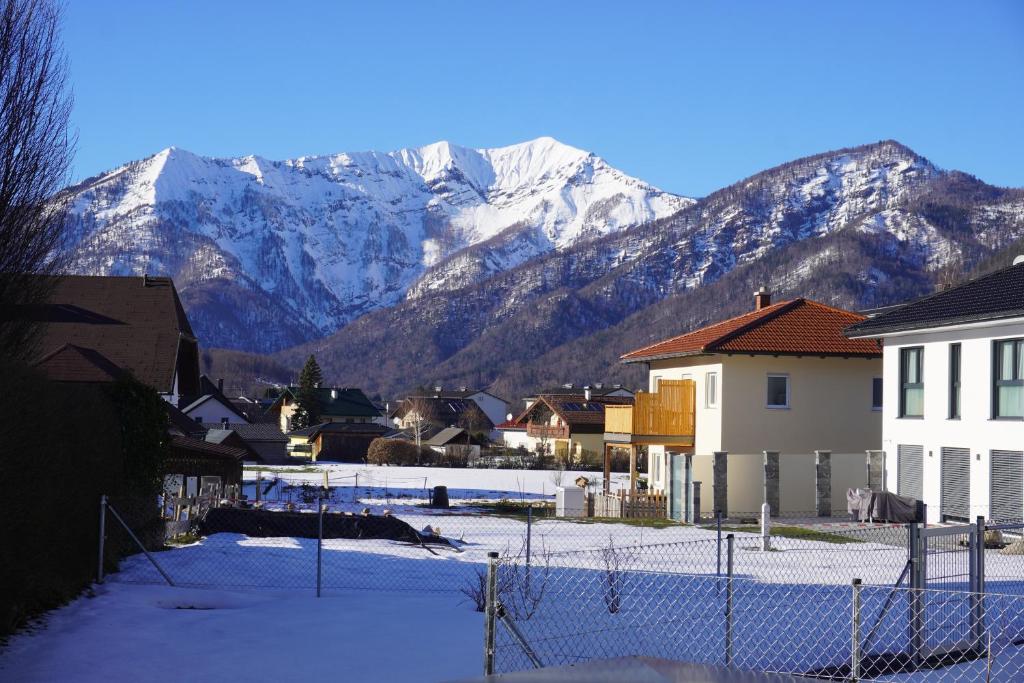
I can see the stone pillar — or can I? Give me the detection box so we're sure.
[628,445,638,493]
[815,450,832,517]
[713,451,728,517]
[866,450,886,492]
[603,444,611,494]
[763,450,780,516]
[689,481,702,522]
[683,453,693,523]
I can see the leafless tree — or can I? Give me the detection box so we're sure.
[0,0,75,361]
[402,395,438,452]
[457,400,491,439]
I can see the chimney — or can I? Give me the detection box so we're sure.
[754,286,772,311]
[217,378,224,392]
[142,273,150,287]
[434,385,442,392]
[584,386,592,401]
[331,389,338,399]
[221,417,229,428]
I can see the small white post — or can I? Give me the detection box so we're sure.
[323,470,329,491]
[761,502,771,551]
[353,473,358,503]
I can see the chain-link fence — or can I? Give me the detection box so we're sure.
[486,550,1024,681]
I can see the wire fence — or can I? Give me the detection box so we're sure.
[488,552,1024,681]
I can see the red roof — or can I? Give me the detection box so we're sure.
[621,299,881,362]
[495,420,525,431]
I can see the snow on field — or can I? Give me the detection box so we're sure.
[0,584,481,682]
[243,463,631,505]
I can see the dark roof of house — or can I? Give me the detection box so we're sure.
[270,386,382,418]
[169,435,247,462]
[165,402,207,438]
[230,399,275,424]
[392,396,494,428]
[529,384,633,397]
[412,388,509,403]
[846,261,1024,337]
[201,422,287,443]
[425,427,470,447]
[621,299,881,363]
[16,275,196,394]
[32,343,125,383]
[515,394,633,428]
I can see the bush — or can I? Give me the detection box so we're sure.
[366,438,432,466]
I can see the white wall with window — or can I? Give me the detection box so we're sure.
[877,320,1024,523]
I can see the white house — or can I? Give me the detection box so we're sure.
[846,259,1024,523]
[614,288,883,518]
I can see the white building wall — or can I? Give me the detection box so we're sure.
[467,393,510,430]
[879,320,1024,523]
[184,397,243,425]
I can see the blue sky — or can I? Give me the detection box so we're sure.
[64,1,1024,196]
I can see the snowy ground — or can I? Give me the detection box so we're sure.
[0,584,481,682]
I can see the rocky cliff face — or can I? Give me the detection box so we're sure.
[61,137,690,351]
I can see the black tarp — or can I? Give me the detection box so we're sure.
[196,507,450,545]
[869,491,924,523]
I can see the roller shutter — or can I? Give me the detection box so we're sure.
[991,450,1024,522]
[897,445,923,500]
[940,447,971,522]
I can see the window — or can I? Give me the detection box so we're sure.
[766,374,789,408]
[872,377,883,411]
[949,343,961,419]
[652,375,662,392]
[705,372,718,408]
[899,347,924,418]
[994,338,1024,419]
[653,453,662,482]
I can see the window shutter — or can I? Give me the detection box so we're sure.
[940,447,971,522]
[897,444,923,500]
[990,450,1024,522]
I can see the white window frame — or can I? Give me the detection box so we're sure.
[705,372,719,409]
[766,373,790,410]
[652,375,663,392]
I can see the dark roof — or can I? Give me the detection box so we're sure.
[201,422,287,443]
[425,427,469,447]
[306,422,389,441]
[413,388,509,403]
[516,394,633,428]
[392,396,495,428]
[16,275,198,394]
[846,261,1024,337]
[271,386,382,418]
[165,402,207,438]
[230,399,275,424]
[169,435,246,462]
[530,384,633,397]
[33,344,124,383]
[621,299,881,363]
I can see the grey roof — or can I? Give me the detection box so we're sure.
[203,429,235,445]
[202,422,287,443]
[847,261,1024,337]
[425,427,468,447]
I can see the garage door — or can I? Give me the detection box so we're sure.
[991,450,1024,522]
[897,445,923,500]
[940,447,971,522]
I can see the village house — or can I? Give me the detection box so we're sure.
[612,288,883,519]
[267,386,383,432]
[510,391,634,467]
[845,259,1024,523]
[405,387,510,433]
[391,395,495,439]
[180,375,249,424]
[519,383,634,412]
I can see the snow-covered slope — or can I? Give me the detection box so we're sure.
[62,137,691,351]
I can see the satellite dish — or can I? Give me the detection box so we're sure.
[1014,255,1024,266]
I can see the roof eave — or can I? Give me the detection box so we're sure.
[846,311,1024,339]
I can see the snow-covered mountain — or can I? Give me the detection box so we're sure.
[62,137,691,351]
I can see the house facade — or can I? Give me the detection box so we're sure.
[846,260,1024,523]
[268,386,383,433]
[615,289,883,517]
[512,393,633,467]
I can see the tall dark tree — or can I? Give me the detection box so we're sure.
[0,0,75,361]
[292,354,323,429]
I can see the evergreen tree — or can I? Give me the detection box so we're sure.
[292,355,323,429]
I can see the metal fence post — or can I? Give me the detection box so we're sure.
[973,515,986,652]
[909,522,923,666]
[851,578,862,682]
[725,533,734,667]
[317,498,324,598]
[484,551,500,675]
[97,494,107,584]
[353,473,358,504]
[526,505,532,566]
[716,510,722,577]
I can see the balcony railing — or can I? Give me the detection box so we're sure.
[526,423,570,439]
[605,379,696,438]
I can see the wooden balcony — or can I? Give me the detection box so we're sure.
[604,379,696,446]
[527,422,570,440]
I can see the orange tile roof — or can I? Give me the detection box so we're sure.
[620,299,881,362]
